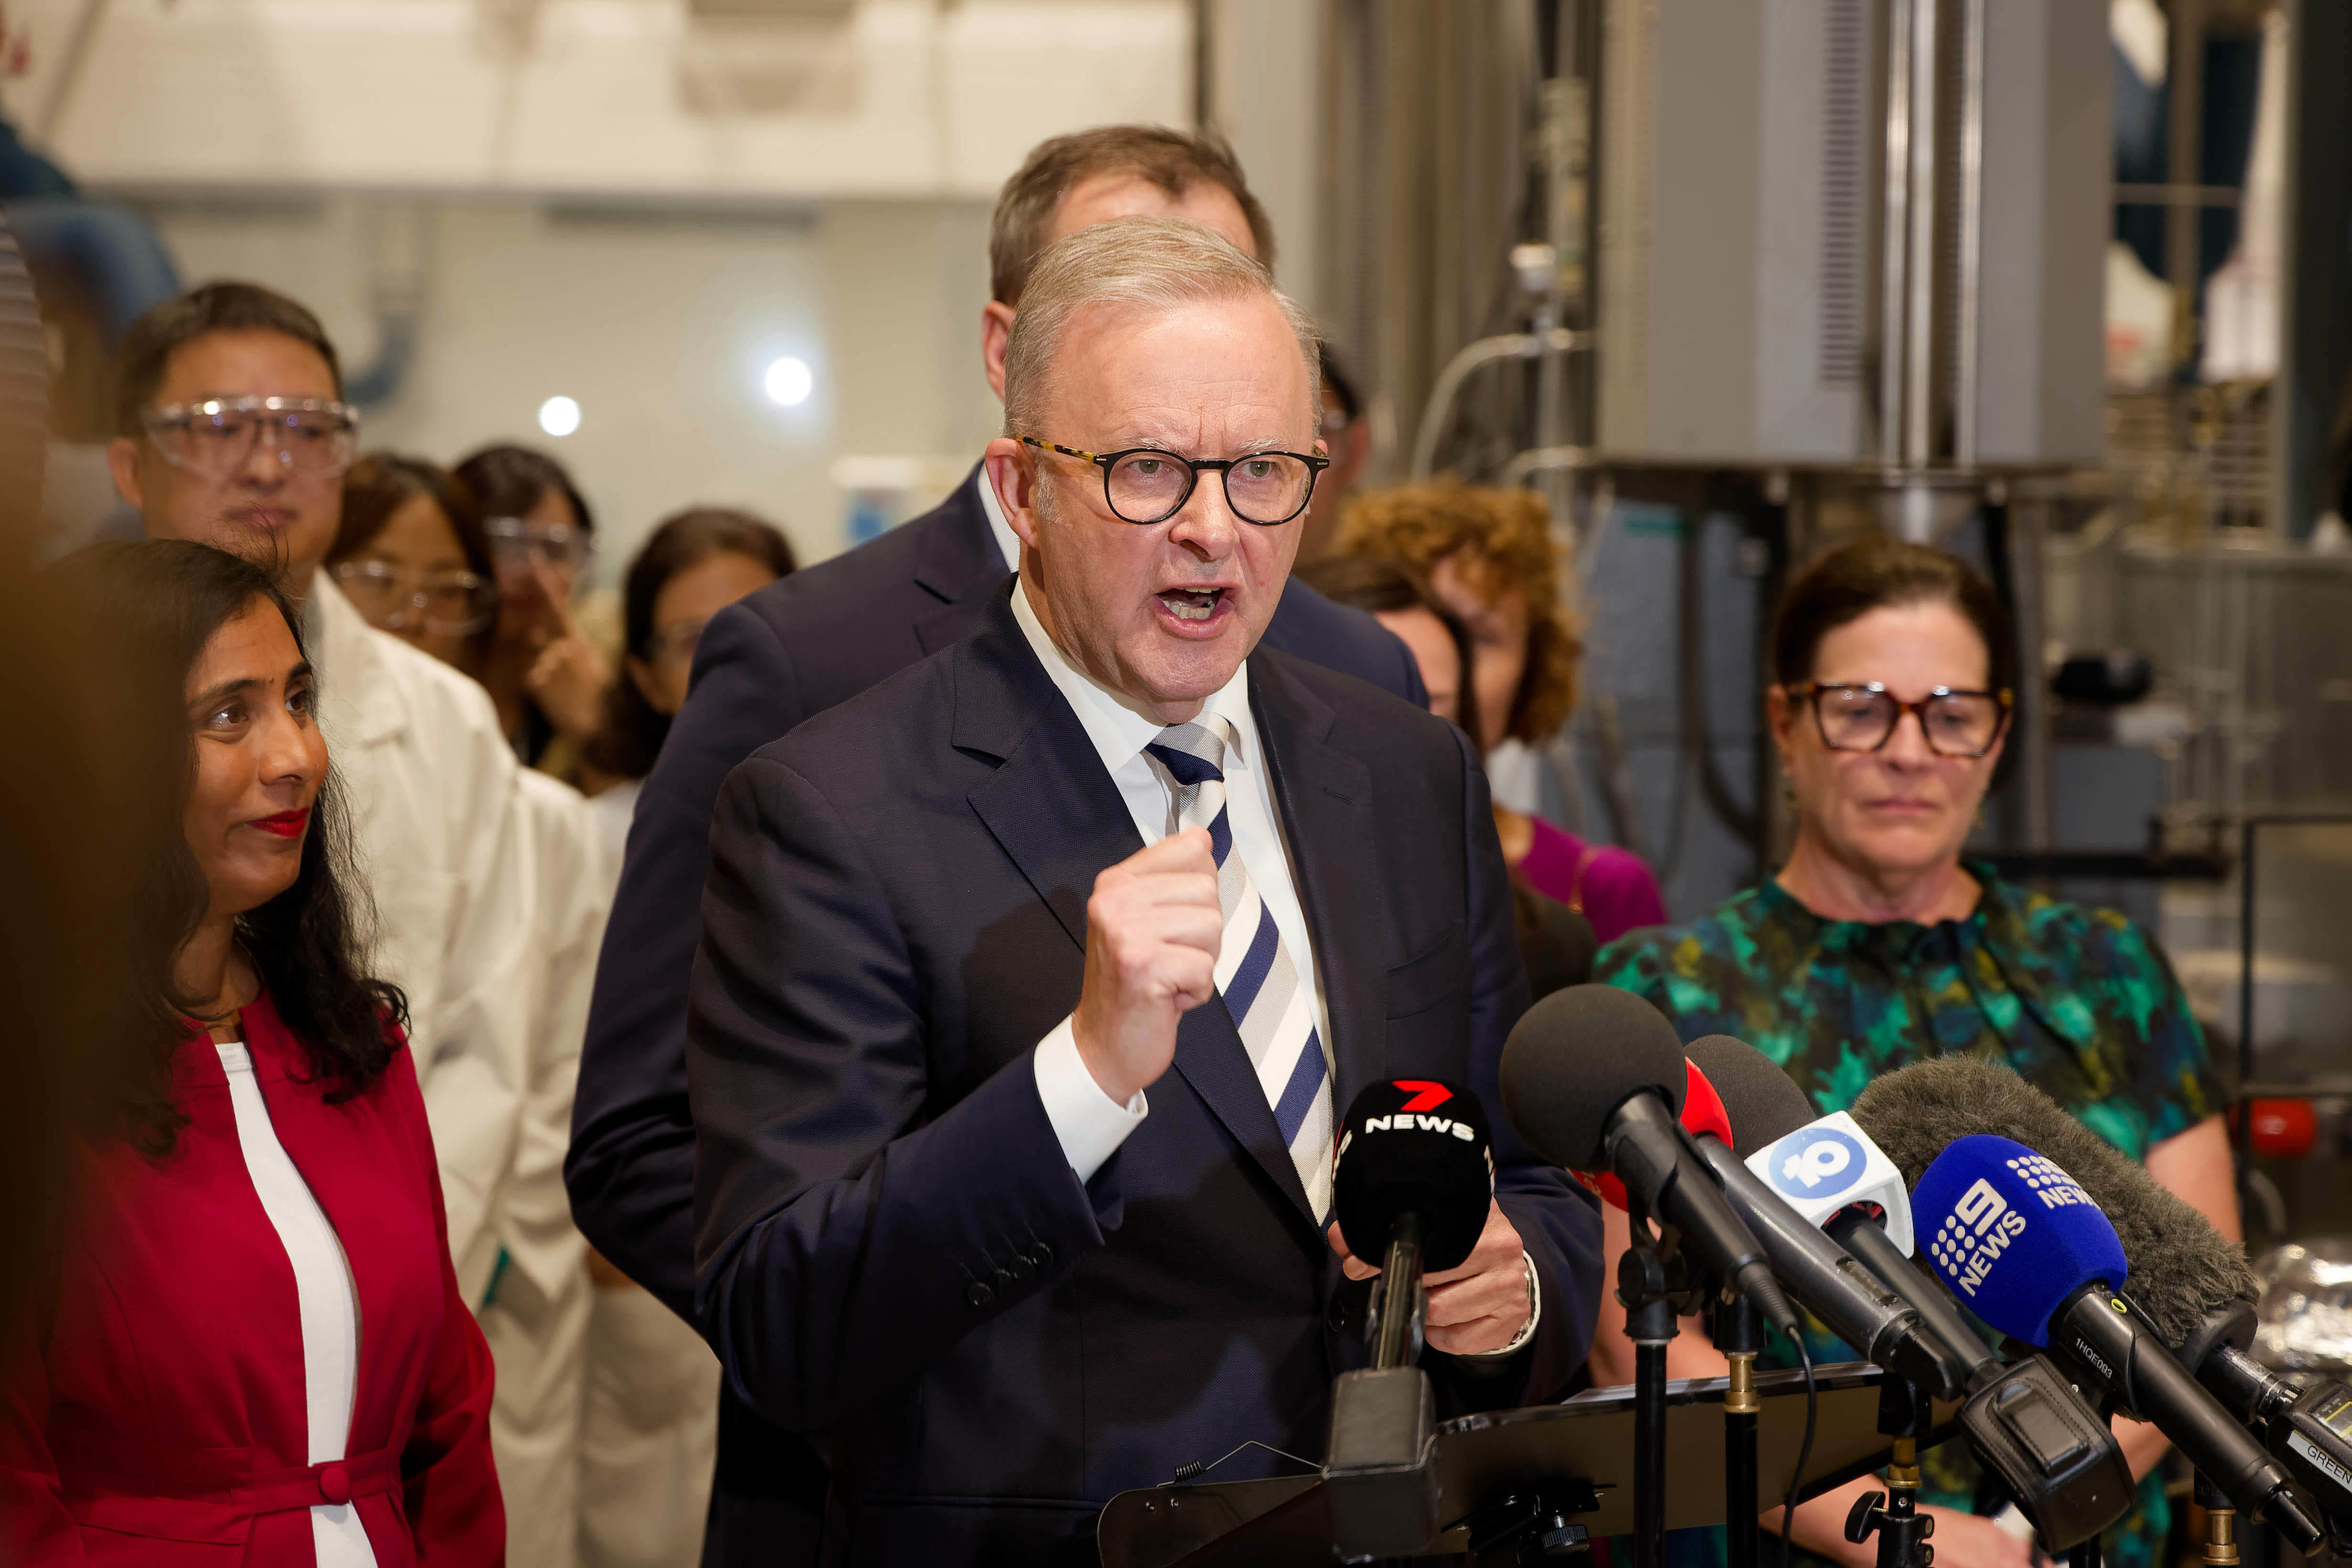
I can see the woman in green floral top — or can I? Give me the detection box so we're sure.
[1591,537,2235,1568]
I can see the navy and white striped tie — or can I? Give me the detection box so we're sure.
[1147,714,1335,1220]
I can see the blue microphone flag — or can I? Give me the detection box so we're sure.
[1914,1135,2129,1347]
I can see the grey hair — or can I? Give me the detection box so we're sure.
[1001,216,1322,441]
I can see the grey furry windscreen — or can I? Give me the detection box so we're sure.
[1850,1053,2254,1348]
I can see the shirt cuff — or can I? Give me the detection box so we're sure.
[1456,1250,1541,1360]
[1032,1015,1148,1183]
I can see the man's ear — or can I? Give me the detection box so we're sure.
[982,438,1041,551]
[106,436,148,514]
[980,301,1017,402]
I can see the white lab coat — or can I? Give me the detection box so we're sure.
[306,575,535,1305]
[483,767,613,1568]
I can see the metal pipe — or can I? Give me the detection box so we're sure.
[1498,444,1593,487]
[1903,0,1939,467]
[1408,326,1590,480]
[1878,0,1915,463]
[1955,0,1986,467]
[2168,0,2206,373]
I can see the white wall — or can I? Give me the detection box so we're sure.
[142,192,1005,575]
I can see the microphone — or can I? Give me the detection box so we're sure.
[1852,1054,2352,1538]
[1499,985,1797,1339]
[1686,1035,2001,1375]
[1686,1036,2138,1551]
[1676,1049,1972,1400]
[1584,1056,1733,1211]
[1332,1077,1495,1369]
[1913,1135,2324,1548]
[1324,1078,1494,1559]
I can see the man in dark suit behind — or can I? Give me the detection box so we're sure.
[687,217,1602,1566]
[566,125,1424,1566]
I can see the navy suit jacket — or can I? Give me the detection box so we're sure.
[565,469,1428,1564]
[685,593,1603,1567]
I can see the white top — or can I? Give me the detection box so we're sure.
[213,1040,378,1568]
[1010,575,1331,1184]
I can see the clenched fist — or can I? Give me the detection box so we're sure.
[1071,829,1225,1105]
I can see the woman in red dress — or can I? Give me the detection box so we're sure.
[2,541,503,1564]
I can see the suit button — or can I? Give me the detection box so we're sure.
[317,1464,350,1505]
[992,1267,1015,1295]
[1004,1253,1033,1282]
[966,1281,994,1308]
[1028,1243,1053,1270]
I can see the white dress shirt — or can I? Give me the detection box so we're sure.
[1011,576,1331,1183]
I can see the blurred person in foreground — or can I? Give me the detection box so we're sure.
[568,123,1428,1567]
[1296,552,1597,999]
[1338,482,1667,943]
[103,281,538,1321]
[333,451,615,1566]
[455,443,614,777]
[687,215,1599,1563]
[3,540,501,1562]
[1593,536,2234,1568]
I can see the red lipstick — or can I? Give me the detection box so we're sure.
[250,808,310,839]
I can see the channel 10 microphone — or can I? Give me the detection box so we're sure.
[1913,1136,2325,1549]
[1332,1077,1495,1370]
[1855,1054,2352,1541]
[1687,1036,2137,1551]
[1499,986,1798,1339]
[1672,1049,1972,1399]
[1687,1036,2001,1373]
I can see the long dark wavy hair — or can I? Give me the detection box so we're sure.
[50,541,406,1155]
[584,506,795,780]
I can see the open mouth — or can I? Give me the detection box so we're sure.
[1155,587,1227,624]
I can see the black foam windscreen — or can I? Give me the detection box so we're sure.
[1682,1034,1817,1149]
[1499,984,1687,1170]
[1849,1054,2257,1349]
[1332,1078,1494,1273]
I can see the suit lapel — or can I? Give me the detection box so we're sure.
[952,601,1324,1228]
[1250,654,1387,1114]
[912,465,1012,656]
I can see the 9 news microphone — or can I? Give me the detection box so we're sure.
[1688,1035,2138,1551]
[1855,1054,2352,1540]
[1913,1135,2324,1549]
[1674,1048,1971,1399]
[1331,1077,1497,1368]
[1499,986,1798,1339]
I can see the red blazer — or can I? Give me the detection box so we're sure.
[0,994,503,1564]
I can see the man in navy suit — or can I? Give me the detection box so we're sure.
[687,217,1601,1566]
[566,126,1424,1566]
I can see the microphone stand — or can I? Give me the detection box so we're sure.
[1620,1203,1698,1568]
[1712,1292,1762,1568]
[1841,1375,1933,1568]
[2196,1472,2239,1567]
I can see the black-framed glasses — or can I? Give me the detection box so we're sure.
[1019,436,1329,526]
[331,561,498,636]
[142,396,359,480]
[1796,681,2014,758]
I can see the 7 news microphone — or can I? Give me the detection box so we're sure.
[1854,1055,2352,1548]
